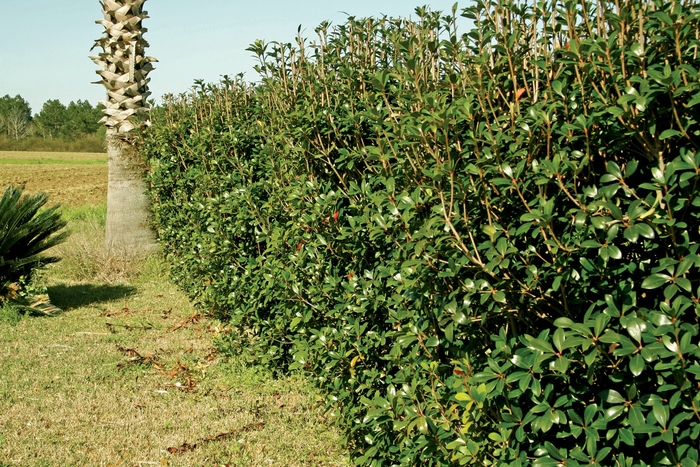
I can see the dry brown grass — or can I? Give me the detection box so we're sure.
[51,214,143,284]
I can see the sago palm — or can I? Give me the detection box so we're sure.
[0,185,67,300]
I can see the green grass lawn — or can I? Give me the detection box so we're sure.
[0,205,348,466]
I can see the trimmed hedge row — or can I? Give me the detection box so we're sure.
[142,0,700,465]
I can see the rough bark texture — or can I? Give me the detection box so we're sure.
[90,0,156,135]
[105,129,156,254]
[91,0,157,255]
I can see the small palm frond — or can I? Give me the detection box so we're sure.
[29,294,63,315]
[0,185,68,299]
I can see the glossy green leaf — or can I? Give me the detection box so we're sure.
[659,129,680,140]
[603,390,626,404]
[642,274,672,289]
[630,354,645,376]
[653,403,669,428]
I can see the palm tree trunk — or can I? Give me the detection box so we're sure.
[91,0,157,255]
[105,128,156,253]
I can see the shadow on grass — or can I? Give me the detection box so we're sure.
[48,283,137,310]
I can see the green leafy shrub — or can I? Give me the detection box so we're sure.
[0,185,68,301]
[143,0,700,465]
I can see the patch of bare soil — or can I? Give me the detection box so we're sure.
[0,164,107,207]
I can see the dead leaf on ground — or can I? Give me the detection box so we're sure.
[173,377,196,393]
[160,359,197,392]
[166,442,197,454]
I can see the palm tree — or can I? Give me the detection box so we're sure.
[90,0,157,254]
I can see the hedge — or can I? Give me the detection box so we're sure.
[142,0,700,464]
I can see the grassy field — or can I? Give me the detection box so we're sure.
[0,157,348,466]
[0,151,107,208]
[0,151,106,165]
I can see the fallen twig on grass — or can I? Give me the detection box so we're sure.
[105,321,154,332]
[99,307,133,317]
[166,421,266,454]
[115,345,159,369]
[170,311,201,331]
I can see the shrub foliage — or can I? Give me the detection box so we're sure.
[143,0,700,464]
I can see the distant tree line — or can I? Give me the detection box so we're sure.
[0,95,106,152]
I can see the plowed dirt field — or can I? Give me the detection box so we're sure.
[0,151,107,207]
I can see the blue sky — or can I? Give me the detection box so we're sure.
[1,1,468,114]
